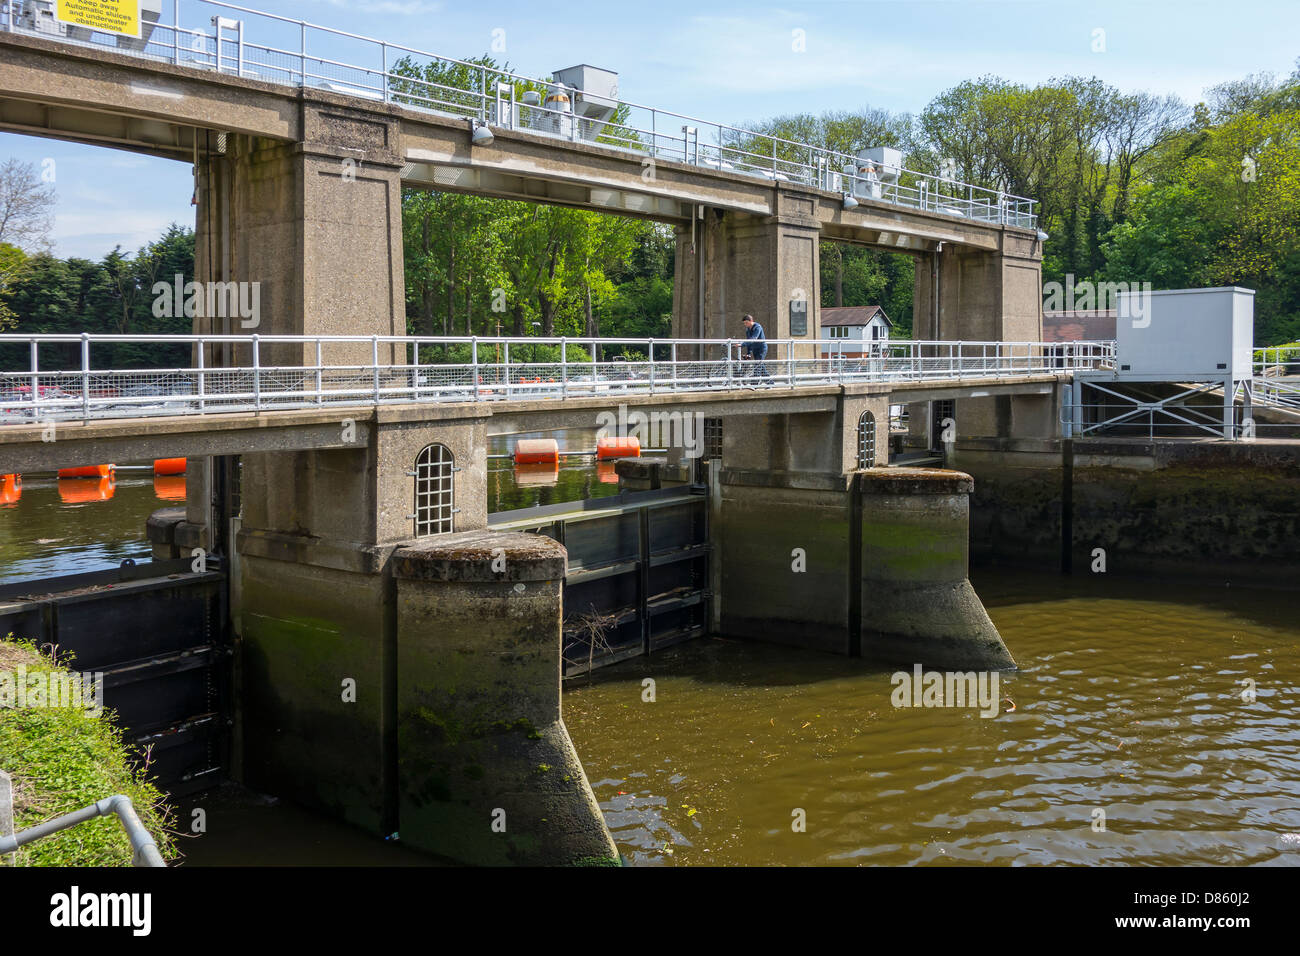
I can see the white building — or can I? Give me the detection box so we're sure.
[820,306,893,358]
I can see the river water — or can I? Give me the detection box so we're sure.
[4,446,1298,866]
[564,572,1300,866]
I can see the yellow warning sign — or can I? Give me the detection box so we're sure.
[56,0,141,39]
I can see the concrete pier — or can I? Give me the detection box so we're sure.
[857,468,1015,670]
[713,462,1015,670]
[392,531,617,866]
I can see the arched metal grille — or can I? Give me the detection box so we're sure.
[414,444,455,537]
[857,411,877,469]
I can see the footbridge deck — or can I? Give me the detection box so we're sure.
[0,334,1109,471]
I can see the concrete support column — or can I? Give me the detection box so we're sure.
[672,188,822,358]
[912,232,1043,343]
[391,531,618,866]
[190,94,410,551]
[858,468,1015,669]
[194,95,408,364]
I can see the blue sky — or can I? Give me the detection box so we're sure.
[3,0,1297,258]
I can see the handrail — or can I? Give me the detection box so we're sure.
[0,334,1114,425]
[0,0,1038,228]
[0,774,165,867]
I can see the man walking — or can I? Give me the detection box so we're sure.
[741,314,770,387]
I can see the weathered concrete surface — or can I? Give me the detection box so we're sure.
[392,531,617,866]
[715,466,1014,669]
[237,546,398,834]
[912,233,1044,343]
[146,507,186,560]
[673,197,822,355]
[718,470,855,654]
[858,468,1015,670]
[959,438,1300,585]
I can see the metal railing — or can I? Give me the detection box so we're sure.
[0,775,165,867]
[0,0,1038,229]
[0,334,1113,425]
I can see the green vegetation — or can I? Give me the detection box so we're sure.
[0,638,175,867]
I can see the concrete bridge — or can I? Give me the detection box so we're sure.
[0,1,1057,866]
[0,0,1044,353]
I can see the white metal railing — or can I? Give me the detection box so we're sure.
[0,0,1038,229]
[0,334,1112,425]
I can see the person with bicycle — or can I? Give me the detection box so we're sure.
[740,314,770,386]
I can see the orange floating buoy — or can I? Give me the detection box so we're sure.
[0,473,21,506]
[596,461,619,485]
[596,436,641,460]
[153,474,187,502]
[514,438,559,464]
[513,462,559,488]
[57,464,115,479]
[58,475,115,504]
[154,458,187,476]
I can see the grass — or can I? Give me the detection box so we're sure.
[1,637,176,867]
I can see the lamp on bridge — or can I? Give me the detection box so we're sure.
[842,193,859,211]
[469,119,495,147]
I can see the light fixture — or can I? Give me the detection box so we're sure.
[1036,229,1049,241]
[842,193,859,211]
[469,119,494,147]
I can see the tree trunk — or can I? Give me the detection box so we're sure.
[584,282,596,337]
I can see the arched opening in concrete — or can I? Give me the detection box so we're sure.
[414,442,455,537]
[857,410,877,468]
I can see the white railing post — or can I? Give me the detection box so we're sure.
[372,335,380,403]
[300,21,307,86]
[252,335,261,410]
[726,340,734,389]
[381,42,389,102]
[671,342,677,390]
[28,338,38,418]
[315,339,323,404]
[410,339,419,400]
[787,341,794,388]
[590,339,598,394]
[471,336,480,399]
[197,338,206,414]
[648,338,655,395]
[79,338,90,424]
[504,341,511,399]
[172,0,181,64]
[560,336,567,398]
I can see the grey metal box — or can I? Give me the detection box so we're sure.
[1115,287,1254,381]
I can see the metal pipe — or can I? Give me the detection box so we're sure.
[0,794,165,867]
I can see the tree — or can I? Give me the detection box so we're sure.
[0,158,55,252]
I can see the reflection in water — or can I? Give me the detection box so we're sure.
[513,462,560,488]
[153,475,188,502]
[488,429,624,513]
[57,475,117,504]
[1,474,20,506]
[564,570,1300,867]
[1,430,627,586]
[0,474,156,584]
